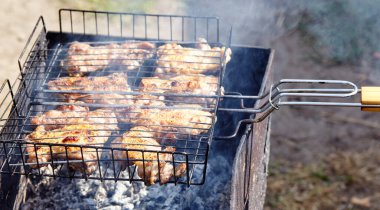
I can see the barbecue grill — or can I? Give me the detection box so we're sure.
[1,9,380,210]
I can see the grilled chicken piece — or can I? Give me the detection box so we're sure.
[31,104,89,130]
[63,41,156,76]
[26,111,118,174]
[115,94,166,123]
[47,73,167,122]
[155,38,231,76]
[31,105,118,130]
[140,74,222,104]
[47,73,166,106]
[123,105,213,136]
[47,73,134,105]
[140,75,219,94]
[112,126,186,185]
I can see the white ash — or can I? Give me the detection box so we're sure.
[21,153,232,210]
[21,166,147,210]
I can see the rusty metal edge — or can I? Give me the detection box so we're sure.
[230,48,274,210]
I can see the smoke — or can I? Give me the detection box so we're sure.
[294,0,380,64]
[184,0,380,65]
[183,0,295,46]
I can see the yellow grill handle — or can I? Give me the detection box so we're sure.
[361,86,380,112]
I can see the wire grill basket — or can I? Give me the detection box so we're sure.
[0,9,230,186]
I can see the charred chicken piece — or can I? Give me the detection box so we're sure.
[112,126,186,185]
[63,41,156,76]
[155,38,231,76]
[26,111,118,174]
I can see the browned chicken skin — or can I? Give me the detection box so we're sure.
[26,110,118,174]
[31,105,118,130]
[63,41,156,76]
[47,73,166,122]
[140,75,218,94]
[46,73,165,106]
[31,104,90,130]
[139,74,222,104]
[155,38,231,76]
[122,105,214,136]
[112,126,186,185]
[47,73,133,105]
[115,94,166,123]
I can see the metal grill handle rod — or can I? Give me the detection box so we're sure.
[215,79,380,139]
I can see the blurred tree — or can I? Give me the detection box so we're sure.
[296,0,380,64]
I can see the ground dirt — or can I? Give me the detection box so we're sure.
[0,0,63,82]
[267,31,380,210]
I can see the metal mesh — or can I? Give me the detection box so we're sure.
[0,9,230,186]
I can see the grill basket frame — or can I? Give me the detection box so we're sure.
[1,9,232,186]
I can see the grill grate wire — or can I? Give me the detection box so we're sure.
[0,9,229,186]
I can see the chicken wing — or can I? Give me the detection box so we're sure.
[26,110,118,174]
[112,126,186,185]
[63,41,156,76]
[155,38,231,76]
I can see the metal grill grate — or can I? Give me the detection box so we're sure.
[58,9,220,42]
[0,9,230,186]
